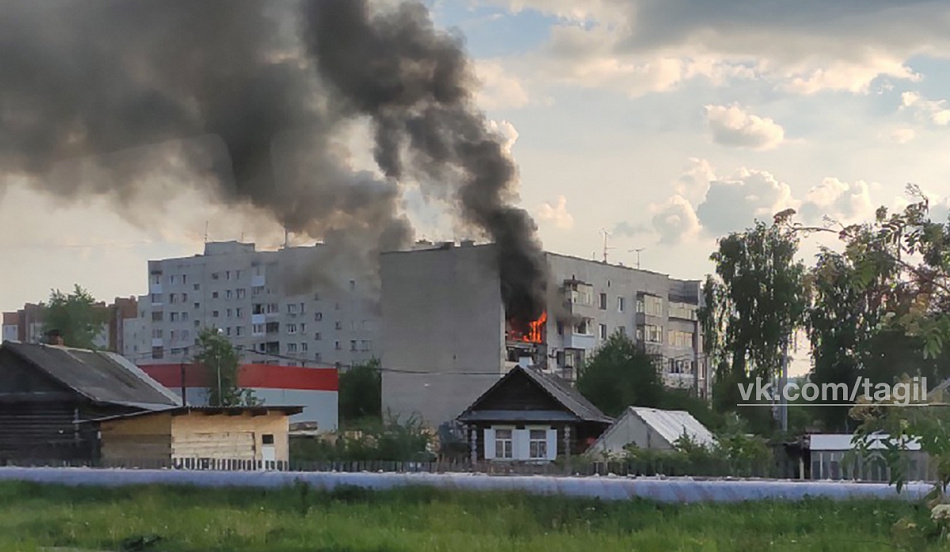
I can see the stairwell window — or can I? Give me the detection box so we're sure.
[494,429,513,459]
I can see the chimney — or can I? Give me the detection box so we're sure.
[45,329,64,346]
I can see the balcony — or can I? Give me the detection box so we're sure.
[564,333,596,350]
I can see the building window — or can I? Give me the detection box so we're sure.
[236,307,243,318]
[182,312,189,322]
[152,311,163,322]
[301,342,308,352]
[349,280,356,291]
[150,293,162,304]
[335,321,342,330]
[226,290,233,299]
[236,326,243,337]
[334,340,341,350]
[212,272,219,280]
[494,429,513,459]
[350,340,357,351]
[193,283,199,291]
[267,303,279,314]
[618,325,625,336]
[287,323,297,334]
[640,294,663,316]
[169,275,177,285]
[225,327,232,336]
[150,273,161,285]
[299,302,305,314]
[288,303,297,314]
[151,346,163,359]
[618,297,625,312]
[226,308,233,318]
[235,270,242,280]
[212,291,219,299]
[182,275,188,285]
[643,325,663,343]
[314,312,323,321]
[314,332,322,341]
[599,324,607,339]
[599,293,607,310]
[194,320,200,327]
[212,311,219,318]
[233,288,244,299]
[252,286,264,296]
[556,321,564,335]
[226,270,231,280]
[170,312,179,322]
[529,429,548,459]
[252,324,264,335]
[152,329,163,339]
[361,340,371,352]
[287,343,297,353]
[194,302,200,310]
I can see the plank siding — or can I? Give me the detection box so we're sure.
[473,371,567,413]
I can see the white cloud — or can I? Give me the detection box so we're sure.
[536,195,575,229]
[650,195,701,244]
[486,119,520,154]
[888,128,916,144]
[705,104,785,150]
[799,177,875,225]
[473,60,531,110]
[483,0,948,95]
[673,157,716,204]
[900,91,950,126]
[695,168,797,236]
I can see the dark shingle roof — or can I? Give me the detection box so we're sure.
[1,341,180,409]
[457,365,613,424]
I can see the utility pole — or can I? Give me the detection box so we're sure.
[780,336,789,432]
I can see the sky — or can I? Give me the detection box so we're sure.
[3,1,950,373]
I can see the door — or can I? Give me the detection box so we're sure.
[261,433,276,470]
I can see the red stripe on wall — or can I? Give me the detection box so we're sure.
[139,363,338,392]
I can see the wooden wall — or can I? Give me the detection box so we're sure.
[171,412,290,462]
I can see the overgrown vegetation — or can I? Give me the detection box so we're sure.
[0,481,933,551]
[291,416,434,463]
[338,358,382,426]
[40,284,109,349]
[577,332,724,431]
[193,327,258,407]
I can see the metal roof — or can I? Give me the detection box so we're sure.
[1,341,180,409]
[457,366,613,425]
[88,405,305,424]
[628,407,715,448]
[808,433,921,451]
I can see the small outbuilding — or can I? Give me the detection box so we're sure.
[96,405,303,468]
[586,406,716,458]
[0,341,181,462]
[456,365,613,463]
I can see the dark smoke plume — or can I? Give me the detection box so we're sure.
[305,0,547,324]
[0,0,547,323]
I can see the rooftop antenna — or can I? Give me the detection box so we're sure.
[628,248,645,269]
[600,229,614,263]
[204,221,209,243]
[283,226,289,249]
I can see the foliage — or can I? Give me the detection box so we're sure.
[576,331,664,417]
[40,285,109,349]
[290,416,434,463]
[0,481,926,551]
[193,327,258,407]
[622,414,773,478]
[338,358,382,426]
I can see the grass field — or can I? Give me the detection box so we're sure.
[0,481,943,551]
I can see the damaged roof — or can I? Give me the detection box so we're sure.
[457,365,613,424]
[1,341,181,409]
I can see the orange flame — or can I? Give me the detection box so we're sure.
[525,311,547,343]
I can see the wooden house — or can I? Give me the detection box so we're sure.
[456,365,612,463]
[0,341,181,462]
[96,405,302,468]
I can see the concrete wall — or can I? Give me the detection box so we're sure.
[380,243,506,427]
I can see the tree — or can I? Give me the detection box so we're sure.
[193,327,257,407]
[41,285,109,349]
[338,358,382,426]
[576,332,664,417]
[701,217,808,430]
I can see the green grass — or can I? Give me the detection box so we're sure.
[0,481,943,551]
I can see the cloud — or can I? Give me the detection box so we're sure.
[900,91,950,126]
[695,168,797,236]
[651,195,701,244]
[485,0,946,95]
[536,195,574,229]
[798,177,875,224]
[473,60,531,110]
[888,127,916,144]
[673,157,716,203]
[487,119,520,154]
[705,104,785,150]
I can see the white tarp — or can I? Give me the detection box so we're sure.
[0,467,930,503]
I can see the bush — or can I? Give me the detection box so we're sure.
[291,416,434,463]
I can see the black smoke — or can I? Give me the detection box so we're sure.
[0,0,547,323]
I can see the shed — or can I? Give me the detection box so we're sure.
[96,405,303,468]
[456,366,612,463]
[586,406,716,458]
[805,433,929,481]
[0,341,180,462]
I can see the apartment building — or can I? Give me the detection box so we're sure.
[132,241,381,369]
[2,298,138,351]
[380,242,707,427]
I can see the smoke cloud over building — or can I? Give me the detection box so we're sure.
[0,0,547,323]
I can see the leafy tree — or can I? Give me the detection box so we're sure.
[701,217,808,429]
[576,331,664,417]
[193,327,258,407]
[41,285,109,349]
[290,416,433,463]
[339,358,382,426]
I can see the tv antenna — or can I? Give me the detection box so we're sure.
[628,247,645,269]
[600,229,614,263]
